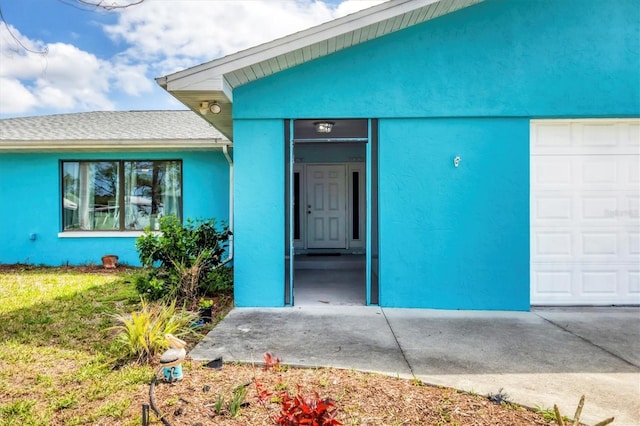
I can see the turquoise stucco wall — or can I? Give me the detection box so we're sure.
[378,118,530,309]
[0,151,229,266]
[235,0,639,119]
[229,0,639,310]
[233,119,285,306]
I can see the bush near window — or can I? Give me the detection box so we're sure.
[134,216,232,307]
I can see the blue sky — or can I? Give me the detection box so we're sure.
[0,0,384,118]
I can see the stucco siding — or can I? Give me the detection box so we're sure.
[223,0,640,310]
[378,118,530,310]
[0,151,229,266]
[234,0,639,120]
[233,119,286,307]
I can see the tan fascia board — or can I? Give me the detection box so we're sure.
[158,0,439,92]
[0,139,231,152]
[159,75,234,102]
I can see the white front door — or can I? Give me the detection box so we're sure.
[306,164,347,249]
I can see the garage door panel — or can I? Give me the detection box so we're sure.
[531,119,640,305]
[582,196,618,220]
[533,264,640,304]
[534,233,635,264]
[582,123,618,147]
[532,156,632,191]
[581,270,618,294]
[532,120,640,156]
[622,157,639,186]
[534,270,573,295]
[582,159,617,184]
[629,233,640,256]
[626,123,639,148]
[535,124,572,148]
[532,158,572,186]
[581,233,618,256]
[627,196,639,217]
[630,272,640,295]
[534,195,573,220]
[532,196,632,225]
[535,232,572,256]
[578,266,638,302]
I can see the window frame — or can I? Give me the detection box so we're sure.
[59,159,183,233]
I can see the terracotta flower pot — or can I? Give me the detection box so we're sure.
[101,254,118,269]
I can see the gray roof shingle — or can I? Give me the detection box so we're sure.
[0,110,228,141]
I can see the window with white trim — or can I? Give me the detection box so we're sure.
[61,160,182,231]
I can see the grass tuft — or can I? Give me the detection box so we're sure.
[110,298,197,364]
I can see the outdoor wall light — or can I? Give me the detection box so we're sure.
[198,101,222,115]
[314,121,334,133]
[209,101,221,114]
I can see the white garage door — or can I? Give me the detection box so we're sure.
[531,119,640,305]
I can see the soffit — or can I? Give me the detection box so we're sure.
[157,0,484,140]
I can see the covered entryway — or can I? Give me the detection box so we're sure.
[284,119,377,306]
[531,119,640,305]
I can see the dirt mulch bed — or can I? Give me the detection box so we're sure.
[148,361,556,425]
[0,263,137,274]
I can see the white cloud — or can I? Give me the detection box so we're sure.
[1,0,386,117]
[0,24,132,115]
[105,0,386,76]
[0,77,38,114]
[0,21,163,116]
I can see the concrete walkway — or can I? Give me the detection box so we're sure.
[190,306,640,426]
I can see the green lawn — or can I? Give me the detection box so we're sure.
[0,269,153,425]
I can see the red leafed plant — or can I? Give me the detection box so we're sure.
[263,351,282,371]
[275,386,342,426]
[254,380,273,406]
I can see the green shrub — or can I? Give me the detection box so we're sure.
[110,299,197,364]
[203,266,233,295]
[134,216,231,306]
[132,273,168,301]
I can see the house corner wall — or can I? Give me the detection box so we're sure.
[233,119,286,307]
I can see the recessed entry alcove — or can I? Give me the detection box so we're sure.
[284,119,378,306]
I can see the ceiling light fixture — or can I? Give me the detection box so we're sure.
[314,121,334,133]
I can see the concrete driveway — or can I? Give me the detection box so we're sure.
[190,306,640,425]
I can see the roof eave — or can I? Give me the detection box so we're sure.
[0,139,232,153]
[159,0,439,90]
[161,75,235,140]
[155,0,484,141]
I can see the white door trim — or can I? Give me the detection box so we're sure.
[293,162,366,251]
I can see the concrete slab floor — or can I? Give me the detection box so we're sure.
[190,307,411,376]
[190,306,640,426]
[384,308,640,426]
[294,269,365,306]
